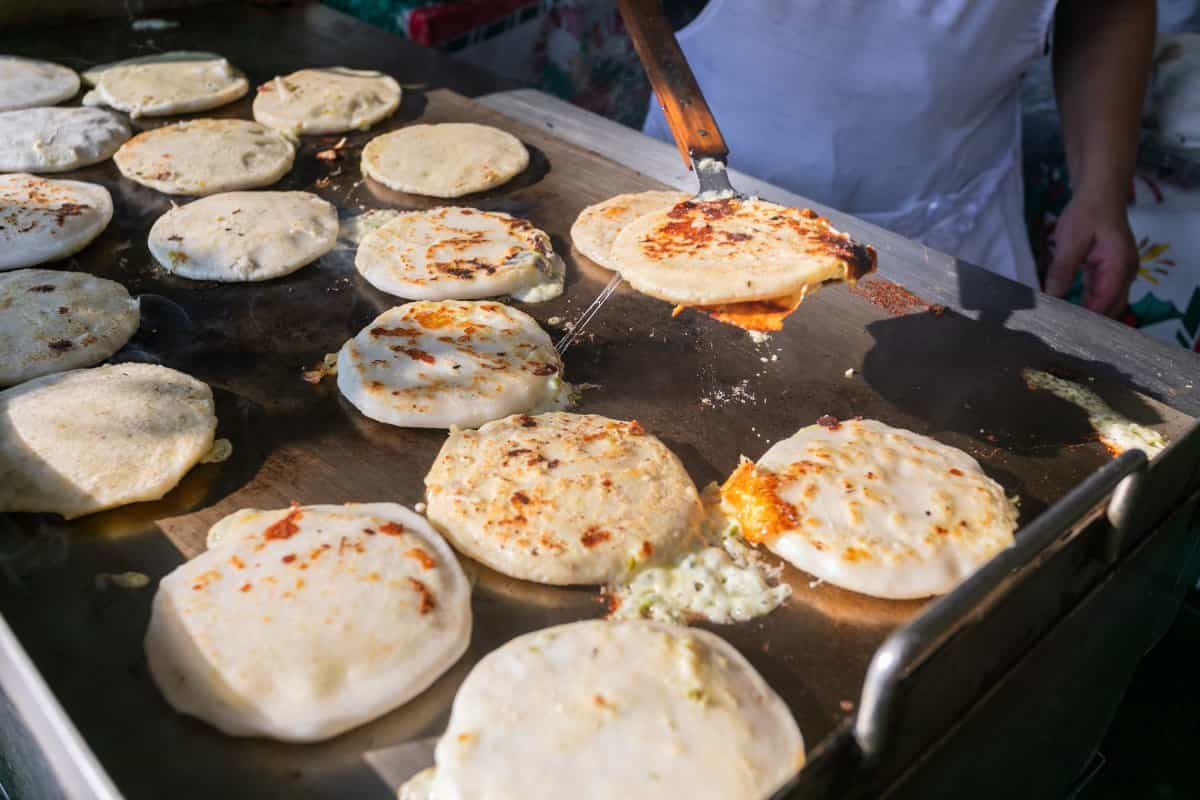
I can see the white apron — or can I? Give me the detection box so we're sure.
[643,0,1059,287]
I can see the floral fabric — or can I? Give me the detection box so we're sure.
[1027,144,1200,354]
[322,0,704,126]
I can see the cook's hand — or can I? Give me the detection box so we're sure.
[1044,195,1138,318]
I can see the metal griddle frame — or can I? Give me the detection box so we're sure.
[1,6,1199,800]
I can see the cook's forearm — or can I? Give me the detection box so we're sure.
[1053,0,1156,207]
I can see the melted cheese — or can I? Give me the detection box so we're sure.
[1022,369,1167,457]
[686,290,808,332]
[609,483,789,624]
[720,458,799,544]
[610,536,789,624]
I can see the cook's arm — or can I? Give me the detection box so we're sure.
[1045,0,1155,317]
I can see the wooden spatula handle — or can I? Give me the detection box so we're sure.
[618,0,728,168]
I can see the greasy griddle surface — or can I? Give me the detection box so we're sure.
[1,33,1194,800]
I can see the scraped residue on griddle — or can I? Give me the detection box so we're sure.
[700,378,758,408]
[1022,368,1167,457]
[302,352,339,384]
[849,278,943,317]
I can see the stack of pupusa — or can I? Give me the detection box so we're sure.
[571,191,876,331]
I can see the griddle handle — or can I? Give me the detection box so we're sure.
[853,450,1147,765]
[617,0,729,168]
[1105,463,1148,565]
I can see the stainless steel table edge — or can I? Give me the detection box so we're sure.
[0,613,122,800]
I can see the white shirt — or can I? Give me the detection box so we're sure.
[643,0,1059,286]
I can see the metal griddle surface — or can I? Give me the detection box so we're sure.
[0,7,1196,800]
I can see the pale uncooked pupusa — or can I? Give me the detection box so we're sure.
[336,300,568,429]
[0,363,217,518]
[146,503,471,742]
[355,207,563,302]
[720,418,1019,599]
[114,119,295,196]
[0,269,139,387]
[253,67,401,134]
[361,123,529,198]
[425,412,704,585]
[82,51,248,117]
[0,56,79,111]
[0,174,113,270]
[404,620,804,800]
[570,190,689,269]
[148,191,338,281]
[0,107,129,173]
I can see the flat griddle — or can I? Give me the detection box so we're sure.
[0,6,1197,800]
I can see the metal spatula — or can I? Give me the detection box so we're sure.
[618,0,744,198]
[554,0,742,355]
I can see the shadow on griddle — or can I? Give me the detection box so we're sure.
[657,435,725,490]
[955,258,1036,322]
[0,387,266,555]
[860,306,1163,521]
[567,241,622,287]
[547,233,586,293]
[393,87,430,127]
[470,142,552,200]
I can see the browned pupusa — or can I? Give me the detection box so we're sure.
[0,269,139,386]
[148,503,471,742]
[0,174,114,270]
[721,418,1018,599]
[609,197,876,311]
[355,207,563,301]
[336,300,568,429]
[424,412,705,585]
[569,190,689,268]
